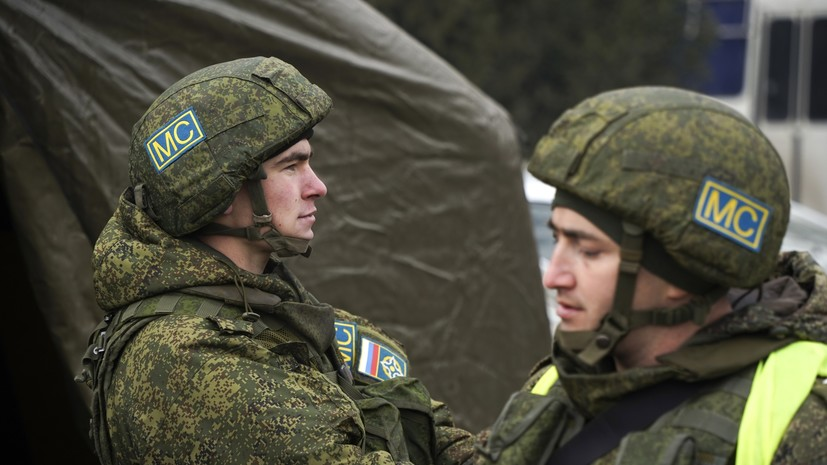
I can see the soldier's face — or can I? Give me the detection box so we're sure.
[259,139,327,240]
[543,207,674,332]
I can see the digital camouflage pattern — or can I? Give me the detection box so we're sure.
[80,186,477,464]
[528,86,790,289]
[128,56,332,237]
[474,251,827,465]
[476,86,827,464]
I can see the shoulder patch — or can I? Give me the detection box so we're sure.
[334,320,357,368]
[693,176,771,252]
[144,107,206,173]
[358,337,408,381]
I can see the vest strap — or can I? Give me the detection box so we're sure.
[545,378,713,465]
[528,342,827,465]
[671,408,739,443]
[195,298,223,318]
[156,294,181,314]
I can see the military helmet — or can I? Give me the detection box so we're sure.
[529,86,790,289]
[128,56,332,237]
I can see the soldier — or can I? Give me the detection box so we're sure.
[474,86,827,465]
[77,56,476,465]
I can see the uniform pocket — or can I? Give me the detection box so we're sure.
[615,431,697,465]
[354,395,409,461]
[359,377,437,465]
[479,391,571,463]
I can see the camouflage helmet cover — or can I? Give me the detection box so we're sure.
[128,56,332,236]
[528,86,790,288]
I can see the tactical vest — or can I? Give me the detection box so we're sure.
[477,341,827,465]
[76,286,437,465]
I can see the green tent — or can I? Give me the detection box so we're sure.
[0,1,550,462]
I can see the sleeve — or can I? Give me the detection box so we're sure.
[105,314,411,465]
[432,399,481,465]
[334,308,480,465]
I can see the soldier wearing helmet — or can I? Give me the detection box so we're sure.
[77,56,476,465]
[474,87,827,465]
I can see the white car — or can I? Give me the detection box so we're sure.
[523,166,827,333]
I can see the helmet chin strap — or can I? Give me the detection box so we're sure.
[245,168,312,258]
[555,222,723,369]
[198,166,312,258]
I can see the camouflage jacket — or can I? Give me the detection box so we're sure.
[474,251,827,465]
[79,189,476,465]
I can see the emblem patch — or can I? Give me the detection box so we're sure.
[144,107,205,173]
[334,320,357,367]
[358,337,407,381]
[693,176,771,252]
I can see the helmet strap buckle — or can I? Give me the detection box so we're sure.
[253,213,272,227]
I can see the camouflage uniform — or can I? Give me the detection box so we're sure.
[80,193,475,465]
[77,56,476,465]
[474,87,827,464]
[475,251,827,464]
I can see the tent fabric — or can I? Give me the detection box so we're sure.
[0,0,551,448]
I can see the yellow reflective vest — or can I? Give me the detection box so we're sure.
[531,341,827,465]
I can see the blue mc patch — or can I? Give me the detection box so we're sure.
[144,107,205,173]
[334,320,357,368]
[693,177,771,252]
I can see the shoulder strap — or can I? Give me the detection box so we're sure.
[545,378,714,465]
